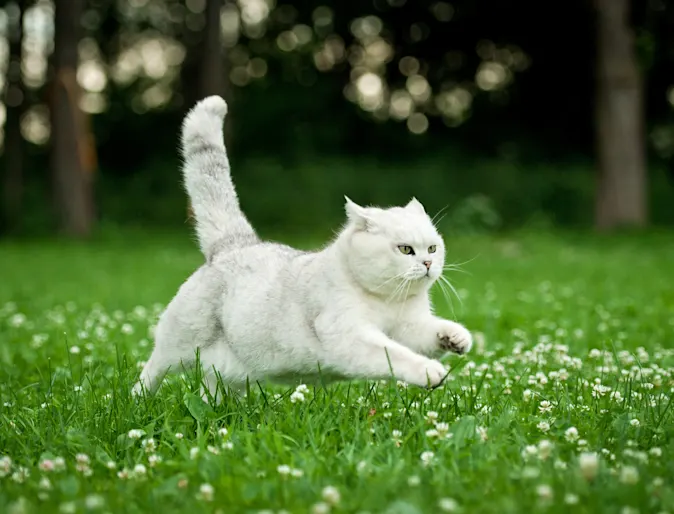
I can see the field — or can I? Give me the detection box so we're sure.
[1,229,673,514]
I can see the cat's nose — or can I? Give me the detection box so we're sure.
[423,260,432,269]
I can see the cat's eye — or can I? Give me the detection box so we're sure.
[428,245,437,254]
[398,245,415,255]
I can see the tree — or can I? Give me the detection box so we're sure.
[50,0,96,237]
[594,0,647,230]
[1,0,26,233]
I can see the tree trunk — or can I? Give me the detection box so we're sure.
[2,0,26,233]
[594,0,647,230]
[50,0,96,237]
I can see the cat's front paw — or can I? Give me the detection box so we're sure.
[437,321,473,355]
[404,358,448,389]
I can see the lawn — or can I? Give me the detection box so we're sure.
[0,229,673,514]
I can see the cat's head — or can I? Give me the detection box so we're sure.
[339,196,445,299]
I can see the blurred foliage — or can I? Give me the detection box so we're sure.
[1,0,674,235]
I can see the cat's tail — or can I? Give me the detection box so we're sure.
[181,96,258,261]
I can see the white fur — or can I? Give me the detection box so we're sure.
[133,96,473,400]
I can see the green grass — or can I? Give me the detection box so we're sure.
[1,230,673,514]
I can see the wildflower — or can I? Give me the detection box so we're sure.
[649,447,662,458]
[121,323,134,335]
[426,429,440,438]
[311,502,330,514]
[105,461,116,470]
[554,459,567,470]
[425,411,439,422]
[537,421,550,433]
[523,389,533,402]
[117,468,129,480]
[218,427,229,437]
[291,468,304,477]
[565,427,579,442]
[435,422,450,436]
[175,432,184,439]
[127,429,145,439]
[178,478,189,488]
[630,419,640,427]
[536,484,553,501]
[69,346,81,354]
[222,441,234,450]
[564,493,579,505]
[620,466,639,485]
[277,464,291,475]
[39,459,55,472]
[579,452,599,481]
[420,451,435,466]
[438,498,460,512]
[522,445,538,461]
[538,400,552,414]
[11,466,29,483]
[476,426,488,441]
[84,494,105,510]
[198,483,214,501]
[408,475,421,486]
[207,445,220,455]
[189,447,200,460]
[59,502,77,514]
[392,429,403,446]
[295,384,309,394]
[141,438,156,453]
[322,486,341,505]
[538,440,553,460]
[290,391,305,403]
[611,391,623,401]
[0,456,11,477]
[132,464,147,478]
[522,466,540,479]
[39,476,52,490]
[148,455,162,467]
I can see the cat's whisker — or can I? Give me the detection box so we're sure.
[439,275,463,308]
[431,204,451,227]
[435,276,457,320]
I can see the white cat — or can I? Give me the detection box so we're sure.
[133,96,473,400]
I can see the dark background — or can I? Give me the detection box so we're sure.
[1,0,674,240]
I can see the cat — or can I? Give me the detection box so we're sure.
[133,95,473,400]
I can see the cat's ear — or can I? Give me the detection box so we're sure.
[344,196,370,229]
[406,197,426,215]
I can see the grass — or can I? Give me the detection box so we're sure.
[1,229,673,514]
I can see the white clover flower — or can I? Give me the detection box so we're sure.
[148,455,162,467]
[564,493,579,505]
[620,466,639,485]
[175,432,184,439]
[189,447,200,460]
[290,391,305,403]
[426,429,439,438]
[132,464,147,478]
[420,451,435,466]
[39,476,52,490]
[291,468,304,477]
[322,485,341,505]
[277,464,291,475]
[538,400,552,414]
[537,421,550,433]
[127,429,145,439]
[579,452,599,481]
[295,384,309,394]
[141,438,156,453]
[438,497,460,512]
[630,418,640,427]
[425,411,439,422]
[198,483,214,501]
[218,427,229,437]
[536,484,553,501]
[408,475,421,486]
[84,494,105,510]
[565,427,579,442]
[311,502,330,514]
[538,440,553,460]
[649,447,662,458]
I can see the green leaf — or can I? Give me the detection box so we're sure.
[58,475,80,496]
[183,392,214,423]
